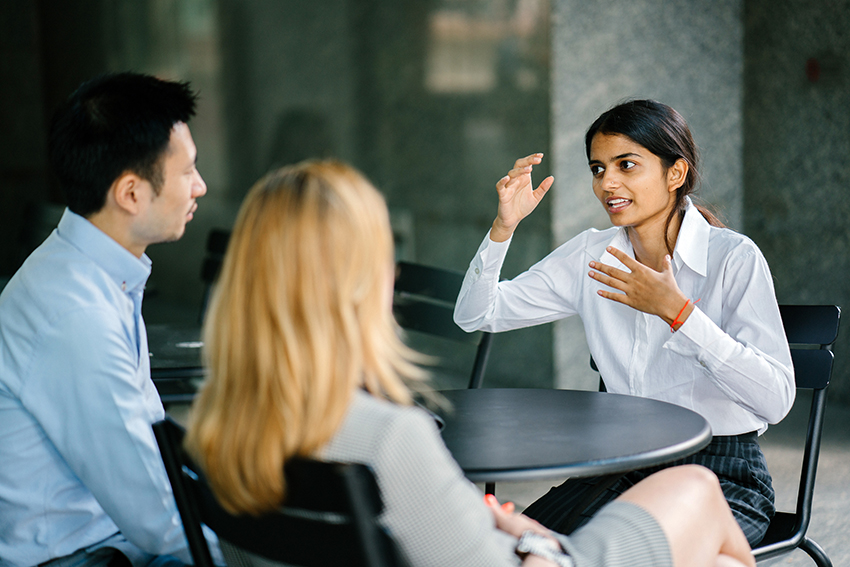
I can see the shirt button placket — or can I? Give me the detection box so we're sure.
[629,313,650,396]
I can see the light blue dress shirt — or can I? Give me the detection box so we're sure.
[0,209,192,567]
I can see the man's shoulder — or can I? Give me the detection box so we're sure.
[6,234,121,312]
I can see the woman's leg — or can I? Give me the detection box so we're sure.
[617,465,755,567]
[522,475,637,533]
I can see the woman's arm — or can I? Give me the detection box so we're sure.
[454,154,565,333]
[453,234,583,333]
[665,247,795,425]
[372,407,533,566]
[585,237,794,425]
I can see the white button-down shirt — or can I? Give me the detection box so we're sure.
[454,201,795,436]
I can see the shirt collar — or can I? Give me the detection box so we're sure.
[589,196,710,277]
[56,208,152,293]
[672,197,710,277]
[596,228,633,270]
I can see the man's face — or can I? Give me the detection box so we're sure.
[136,122,207,246]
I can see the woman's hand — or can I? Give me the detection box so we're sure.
[484,495,564,566]
[588,247,694,328]
[491,154,554,243]
[484,494,552,539]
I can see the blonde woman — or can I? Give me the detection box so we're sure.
[185,161,755,567]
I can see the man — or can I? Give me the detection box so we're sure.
[0,73,209,567]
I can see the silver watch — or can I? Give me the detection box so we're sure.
[516,530,574,567]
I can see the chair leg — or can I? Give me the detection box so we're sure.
[799,537,832,567]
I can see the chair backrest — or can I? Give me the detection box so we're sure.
[198,228,231,323]
[152,417,401,567]
[393,261,492,388]
[753,304,840,562]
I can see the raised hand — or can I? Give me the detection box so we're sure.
[490,153,554,242]
[588,246,694,328]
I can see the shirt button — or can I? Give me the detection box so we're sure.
[474,268,480,275]
[699,360,707,368]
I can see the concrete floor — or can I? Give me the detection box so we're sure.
[485,391,850,566]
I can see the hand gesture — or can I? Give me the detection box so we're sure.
[491,154,554,242]
[588,247,693,327]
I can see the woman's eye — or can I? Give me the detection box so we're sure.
[590,165,604,176]
[621,160,636,170]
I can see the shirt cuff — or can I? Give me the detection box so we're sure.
[663,306,729,372]
[476,230,511,275]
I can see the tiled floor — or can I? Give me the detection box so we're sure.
[486,392,850,566]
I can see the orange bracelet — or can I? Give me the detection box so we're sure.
[671,299,691,332]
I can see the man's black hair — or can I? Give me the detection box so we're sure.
[48,72,198,217]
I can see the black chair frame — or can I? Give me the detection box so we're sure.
[751,304,839,567]
[393,261,492,389]
[153,417,401,567]
[589,305,839,566]
[198,228,231,324]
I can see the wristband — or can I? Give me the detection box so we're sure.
[670,298,700,333]
[670,299,691,332]
[516,531,573,567]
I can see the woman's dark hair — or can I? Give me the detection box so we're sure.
[585,99,724,254]
[48,72,198,217]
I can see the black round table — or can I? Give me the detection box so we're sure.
[147,324,206,403]
[437,388,712,483]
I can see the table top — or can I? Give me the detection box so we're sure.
[436,388,712,483]
[146,324,206,402]
[147,324,205,372]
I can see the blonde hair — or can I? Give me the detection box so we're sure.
[185,161,425,514]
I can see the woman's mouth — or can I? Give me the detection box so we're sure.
[606,197,632,213]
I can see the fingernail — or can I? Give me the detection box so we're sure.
[501,502,515,513]
[484,494,498,506]
[589,261,595,268]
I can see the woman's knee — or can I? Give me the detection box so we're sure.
[660,465,727,507]
[619,465,727,519]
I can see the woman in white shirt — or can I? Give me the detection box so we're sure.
[186,159,755,566]
[454,99,794,547]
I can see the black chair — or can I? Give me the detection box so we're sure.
[198,228,231,323]
[152,417,402,567]
[393,261,492,389]
[752,304,840,566]
[588,304,839,566]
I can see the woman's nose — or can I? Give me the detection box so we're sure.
[602,170,619,189]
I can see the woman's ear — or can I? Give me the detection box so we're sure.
[667,158,689,193]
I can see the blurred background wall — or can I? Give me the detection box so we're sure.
[1,0,848,400]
